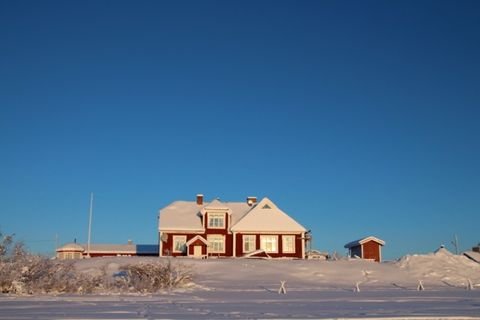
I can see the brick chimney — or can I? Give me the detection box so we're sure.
[196,194,204,205]
[246,196,257,206]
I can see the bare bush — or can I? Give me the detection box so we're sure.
[119,260,192,292]
[0,230,193,295]
[0,230,102,294]
[0,231,14,260]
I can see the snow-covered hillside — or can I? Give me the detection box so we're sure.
[72,247,480,292]
[1,248,479,319]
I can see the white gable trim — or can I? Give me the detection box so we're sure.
[186,235,208,246]
[344,236,385,248]
[358,236,385,246]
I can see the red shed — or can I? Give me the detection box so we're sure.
[344,236,385,262]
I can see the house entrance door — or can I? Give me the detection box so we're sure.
[193,245,202,257]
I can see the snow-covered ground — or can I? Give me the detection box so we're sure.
[1,248,479,319]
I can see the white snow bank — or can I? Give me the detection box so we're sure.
[2,251,480,319]
[396,247,480,288]
[70,247,480,293]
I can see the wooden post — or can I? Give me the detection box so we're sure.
[467,279,474,291]
[354,282,361,292]
[417,280,425,291]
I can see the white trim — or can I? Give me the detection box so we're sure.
[207,212,226,229]
[233,232,237,257]
[301,232,305,259]
[282,235,295,253]
[159,232,163,257]
[358,236,385,246]
[243,234,256,253]
[260,235,278,253]
[345,236,385,248]
[207,234,226,254]
[172,235,187,253]
[185,235,208,246]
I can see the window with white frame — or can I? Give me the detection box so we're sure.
[208,213,225,228]
[207,235,225,253]
[282,235,295,253]
[260,235,278,253]
[173,236,187,253]
[242,235,256,253]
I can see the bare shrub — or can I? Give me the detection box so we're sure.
[0,230,103,295]
[0,230,193,295]
[119,260,192,292]
[0,231,14,261]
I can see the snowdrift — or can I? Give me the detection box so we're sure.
[396,247,480,289]
[69,247,480,293]
[2,249,480,319]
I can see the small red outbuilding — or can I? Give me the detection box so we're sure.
[344,236,385,262]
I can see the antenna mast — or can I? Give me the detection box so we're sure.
[87,192,94,258]
[451,234,459,255]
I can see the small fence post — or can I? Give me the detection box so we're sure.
[467,279,474,291]
[278,280,287,294]
[417,280,425,291]
[354,282,361,292]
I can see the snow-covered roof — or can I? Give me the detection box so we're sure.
[84,244,136,254]
[56,243,85,252]
[463,251,480,264]
[203,199,230,211]
[159,201,205,231]
[57,243,158,255]
[344,236,385,248]
[159,197,307,233]
[230,197,307,233]
[159,199,252,231]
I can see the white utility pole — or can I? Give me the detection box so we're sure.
[452,234,459,255]
[87,192,94,258]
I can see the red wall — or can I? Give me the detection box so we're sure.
[362,240,381,262]
[161,214,304,259]
[162,212,234,257]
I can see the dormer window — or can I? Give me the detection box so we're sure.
[208,213,225,228]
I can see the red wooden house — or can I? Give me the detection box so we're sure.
[158,195,307,259]
[344,236,385,262]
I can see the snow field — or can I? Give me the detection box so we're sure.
[1,248,479,319]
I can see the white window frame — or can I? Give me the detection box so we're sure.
[282,235,295,253]
[208,213,225,229]
[242,235,256,253]
[207,235,225,253]
[173,235,187,253]
[260,235,278,253]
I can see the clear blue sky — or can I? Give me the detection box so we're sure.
[1,1,479,260]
